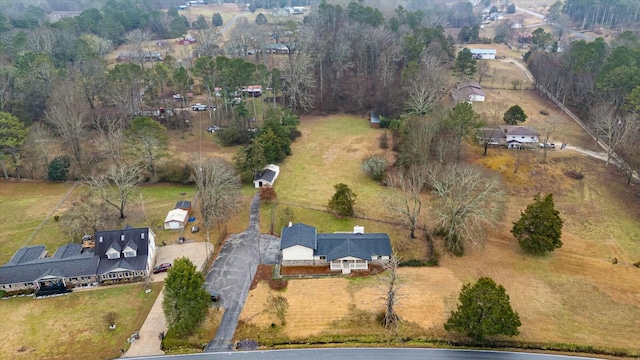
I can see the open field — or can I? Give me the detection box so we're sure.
[0,181,75,264]
[0,282,162,360]
[243,109,640,354]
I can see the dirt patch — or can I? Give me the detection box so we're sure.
[251,264,288,291]
[280,264,386,277]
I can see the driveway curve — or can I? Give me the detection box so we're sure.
[204,193,280,352]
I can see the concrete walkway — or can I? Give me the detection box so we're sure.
[124,288,166,358]
[204,193,280,352]
[124,242,211,357]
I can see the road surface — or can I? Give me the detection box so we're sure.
[127,347,605,360]
[204,193,280,352]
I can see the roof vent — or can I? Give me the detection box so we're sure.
[141,233,144,239]
[120,234,125,241]
[354,225,364,234]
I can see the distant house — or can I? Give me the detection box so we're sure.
[452,80,486,102]
[117,51,163,62]
[164,209,189,229]
[370,111,380,129]
[177,35,196,45]
[264,43,290,54]
[242,85,262,97]
[500,125,540,149]
[0,227,156,297]
[254,164,280,188]
[280,223,392,274]
[467,48,496,60]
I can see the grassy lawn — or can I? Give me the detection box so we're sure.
[0,282,162,360]
[0,181,76,264]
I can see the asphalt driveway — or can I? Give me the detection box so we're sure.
[204,193,280,351]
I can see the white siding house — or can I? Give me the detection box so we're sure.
[282,244,314,262]
[468,48,497,59]
[500,125,540,149]
[280,223,392,274]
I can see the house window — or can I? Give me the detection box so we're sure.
[124,250,136,258]
[319,256,326,260]
[107,252,120,259]
[521,136,525,139]
[25,282,34,286]
[377,256,383,260]
[2,285,11,289]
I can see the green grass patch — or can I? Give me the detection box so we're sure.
[0,282,162,360]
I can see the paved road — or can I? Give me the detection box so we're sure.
[127,347,605,360]
[204,193,280,351]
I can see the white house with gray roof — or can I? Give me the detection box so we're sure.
[280,223,392,274]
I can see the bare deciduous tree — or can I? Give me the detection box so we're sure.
[192,157,241,246]
[21,123,51,179]
[92,110,126,165]
[265,291,289,326]
[85,164,143,219]
[61,192,118,240]
[46,79,89,169]
[477,60,490,85]
[194,27,222,57]
[383,166,427,239]
[125,29,154,68]
[396,116,440,167]
[538,114,559,159]
[405,67,448,115]
[428,164,506,256]
[282,50,315,112]
[26,27,55,56]
[379,253,402,332]
[590,102,640,165]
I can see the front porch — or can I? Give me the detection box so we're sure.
[330,259,368,274]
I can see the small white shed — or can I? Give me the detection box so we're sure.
[253,164,280,188]
[163,209,189,230]
[468,48,497,60]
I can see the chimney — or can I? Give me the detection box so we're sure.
[354,225,364,234]
[288,222,292,227]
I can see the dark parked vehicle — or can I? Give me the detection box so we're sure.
[153,263,172,274]
[207,125,221,133]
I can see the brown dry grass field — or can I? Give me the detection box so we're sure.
[239,68,640,354]
[0,282,162,360]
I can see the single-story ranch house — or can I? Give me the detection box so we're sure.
[0,226,156,297]
[479,125,540,149]
[452,80,486,102]
[280,223,392,274]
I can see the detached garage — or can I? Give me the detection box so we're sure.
[253,164,280,188]
[164,209,189,230]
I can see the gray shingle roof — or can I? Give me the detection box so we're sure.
[280,223,317,250]
[0,254,98,284]
[95,227,151,274]
[317,233,392,261]
[52,244,83,259]
[255,169,277,182]
[175,200,192,209]
[500,125,540,137]
[8,245,47,265]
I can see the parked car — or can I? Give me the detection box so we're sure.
[206,125,221,133]
[172,94,184,100]
[153,263,172,274]
[191,103,208,111]
[539,143,556,149]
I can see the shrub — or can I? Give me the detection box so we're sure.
[104,311,118,326]
[0,290,6,298]
[633,261,640,268]
[361,155,387,181]
[156,162,193,183]
[540,109,549,116]
[53,215,60,222]
[47,155,70,181]
[217,127,252,146]
[399,259,438,267]
[161,329,207,351]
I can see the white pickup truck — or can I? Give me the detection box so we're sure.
[190,103,208,111]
